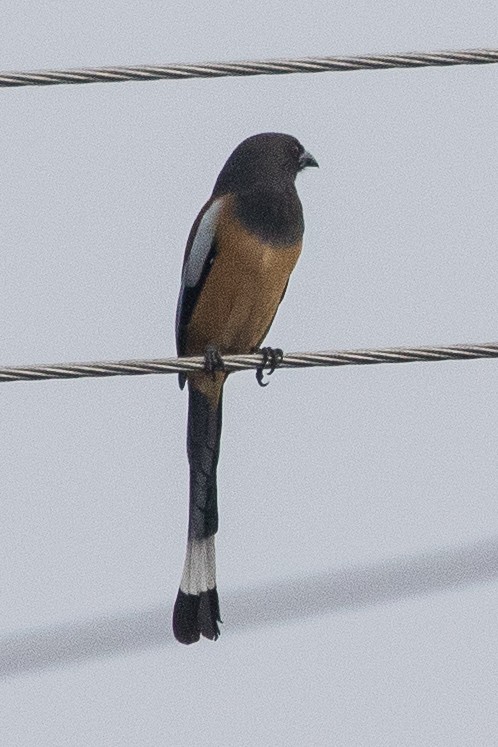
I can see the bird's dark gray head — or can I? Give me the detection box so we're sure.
[212,132,318,197]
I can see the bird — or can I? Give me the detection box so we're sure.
[173,132,318,644]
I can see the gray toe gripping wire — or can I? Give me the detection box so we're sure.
[0,48,497,89]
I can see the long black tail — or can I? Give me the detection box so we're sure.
[173,380,223,644]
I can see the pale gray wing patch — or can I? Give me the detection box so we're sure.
[184,199,222,288]
[175,198,222,345]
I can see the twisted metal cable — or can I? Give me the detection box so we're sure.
[1,342,497,384]
[1,48,497,89]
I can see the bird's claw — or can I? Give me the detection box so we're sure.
[204,345,225,380]
[255,347,283,387]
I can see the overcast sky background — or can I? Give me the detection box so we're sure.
[1,2,498,745]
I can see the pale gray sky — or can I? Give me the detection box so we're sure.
[1,2,498,745]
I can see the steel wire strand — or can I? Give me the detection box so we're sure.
[1,342,498,384]
[1,48,497,89]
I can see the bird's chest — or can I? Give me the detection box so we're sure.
[186,217,301,354]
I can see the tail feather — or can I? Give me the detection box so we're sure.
[173,537,221,644]
[173,380,223,644]
[186,382,223,538]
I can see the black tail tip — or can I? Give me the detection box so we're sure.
[173,588,222,645]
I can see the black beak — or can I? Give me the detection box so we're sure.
[298,150,319,170]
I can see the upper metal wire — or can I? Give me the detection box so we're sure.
[1,49,497,89]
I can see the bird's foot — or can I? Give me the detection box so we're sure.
[204,345,225,380]
[253,347,284,387]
